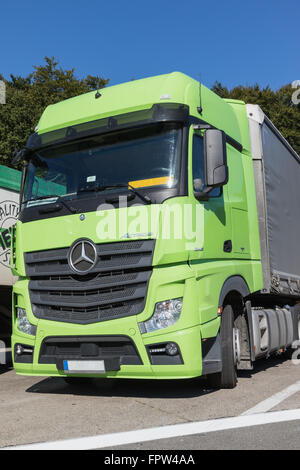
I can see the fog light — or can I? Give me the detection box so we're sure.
[165,342,179,356]
[16,344,23,355]
[149,347,166,354]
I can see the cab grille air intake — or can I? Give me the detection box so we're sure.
[25,239,154,324]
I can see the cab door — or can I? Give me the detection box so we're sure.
[188,127,232,263]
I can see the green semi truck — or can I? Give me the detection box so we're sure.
[9,72,300,388]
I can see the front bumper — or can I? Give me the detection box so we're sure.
[12,257,208,379]
[12,323,203,379]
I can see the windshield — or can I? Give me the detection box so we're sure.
[22,123,182,208]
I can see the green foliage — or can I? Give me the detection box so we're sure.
[0,57,109,167]
[1,62,299,169]
[212,81,300,155]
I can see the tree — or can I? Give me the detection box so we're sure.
[0,57,109,167]
[211,81,300,155]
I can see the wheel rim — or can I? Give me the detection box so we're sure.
[233,328,241,365]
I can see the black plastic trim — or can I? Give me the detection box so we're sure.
[146,342,183,365]
[39,335,142,366]
[19,189,182,224]
[26,239,154,324]
[25,238,155,277]
[219,276,250,306]
[201,335,222,375]
[26,103,190,152]
[14,344,34,363]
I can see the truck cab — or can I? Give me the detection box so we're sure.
[10,72,300,388]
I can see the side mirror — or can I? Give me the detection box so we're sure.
[12,148,30,166]
[204,129,228,189]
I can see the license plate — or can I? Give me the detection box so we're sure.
[63,360,105,374]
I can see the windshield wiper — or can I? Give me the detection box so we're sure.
[77,184,152,205]
[23,195,78,214]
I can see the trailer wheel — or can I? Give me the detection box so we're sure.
[207,304,237,389]
[294,304,300,340]
[285,304,300,359]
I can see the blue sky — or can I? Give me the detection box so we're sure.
[0,0,299,91]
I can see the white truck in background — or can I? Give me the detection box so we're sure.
[0,164,20,363]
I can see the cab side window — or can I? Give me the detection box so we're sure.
[192,134,221,198]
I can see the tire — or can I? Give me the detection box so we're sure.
[293,304,300,341]
[207,304,237,389]
[284,304,300,359]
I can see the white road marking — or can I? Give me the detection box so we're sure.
[4,408,300,450]
[241,380,300,415]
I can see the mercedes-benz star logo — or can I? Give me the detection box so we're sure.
[69,240,97,274]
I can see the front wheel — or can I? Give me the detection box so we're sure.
[207,304,238,389]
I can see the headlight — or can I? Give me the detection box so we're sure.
[17,308,37,336]
[139,298,183,333]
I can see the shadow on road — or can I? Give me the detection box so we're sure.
[238,355,290,379]
[0,365,13,376]
[26,376,215,399]
[25,355,291,398]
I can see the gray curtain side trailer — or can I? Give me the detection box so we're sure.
[245,104,300,362]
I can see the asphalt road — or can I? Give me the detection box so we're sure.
[1,354,300,449]
[108,420,300,450]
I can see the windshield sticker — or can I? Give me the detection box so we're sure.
[129,175,174,188]
[87,176,96,183]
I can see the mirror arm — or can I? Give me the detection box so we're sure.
[19,162,29,207]
[194,186,213,200]
[12,147,32,166]
[193,123,214,131]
